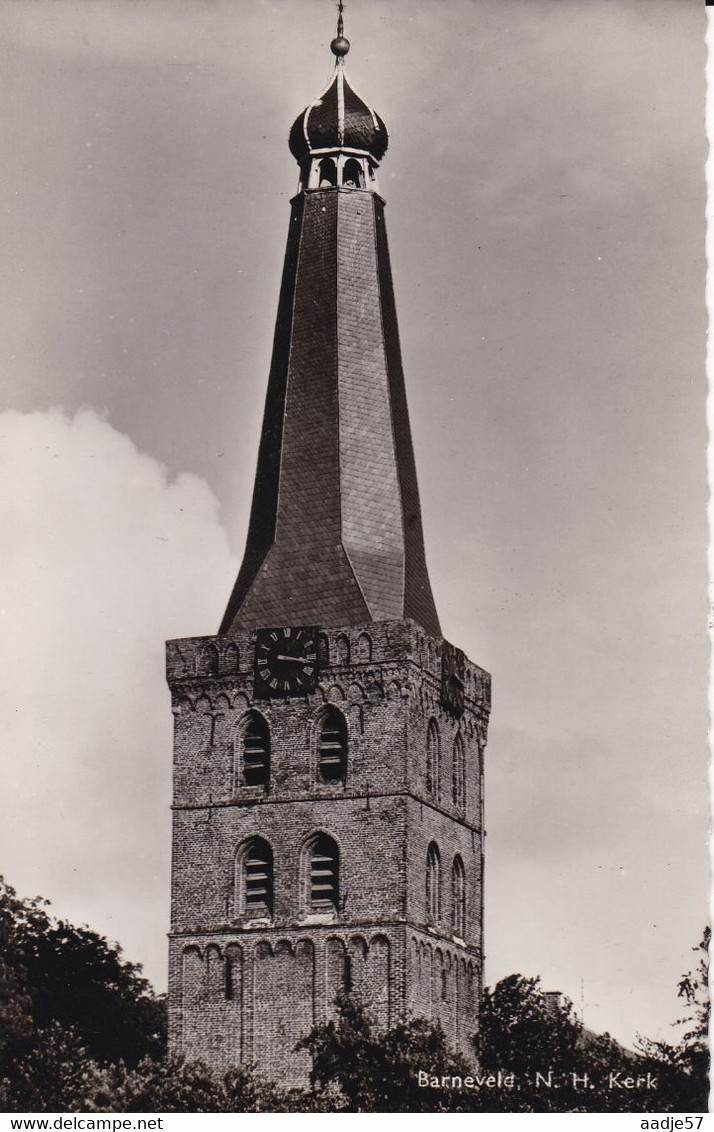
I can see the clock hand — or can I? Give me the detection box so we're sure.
[275,654,312,664]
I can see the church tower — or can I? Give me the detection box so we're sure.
[167,9,491,1086]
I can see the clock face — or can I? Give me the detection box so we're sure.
[441,641,465,717]
[254,626,319,699]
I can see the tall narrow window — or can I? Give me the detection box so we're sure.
[426,719,441,799]
[426,842,440,922]
[335,635,350,664]
[241,837,273,916]
[452,855,466,937]
[356,633,372,662]
[452,732,465,811]
[307,833,339,912]
[317,633,330,666]
[242,712,270,787]
[206,945,223,1003]
[318,707,347,781]
[225,945,242,1001]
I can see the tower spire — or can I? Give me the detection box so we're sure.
[220,16,439,638]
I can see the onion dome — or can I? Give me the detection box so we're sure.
[288,66,389,164]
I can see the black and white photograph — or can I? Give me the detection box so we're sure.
[0,0,708,1115]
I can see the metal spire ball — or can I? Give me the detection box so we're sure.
[331,0,350,57]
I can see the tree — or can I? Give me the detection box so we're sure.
[93,1058,234,1114]
[85,1059,311,1113]
[0,1023,104,1112]
[297,991,473,1111]
[675,926,709,1074]
[476,975,667,1113]
[476,975,589,1112]
[477,975,582,1080]
[636,927,709,1112]
[0,956,33,1059]
[0,877,165,1068]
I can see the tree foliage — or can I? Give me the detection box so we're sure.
[0,877,165,1069]
[0,1038,304,1114]
[0,1023,105,1112]
[475,974,650,1112]
[0,956,33,1059]
[297,974,709,1114]
[675,926,710,1065]
[635,927,710,1112]
[477,975,582,1078]
[296,990,472,1111]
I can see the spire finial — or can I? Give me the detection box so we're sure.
[331,0,350,58]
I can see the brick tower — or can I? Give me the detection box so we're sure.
[167,10,491,1086]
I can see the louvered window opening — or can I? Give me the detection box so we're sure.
[243,718,269,787]
[310,839,339,910]
[318,713,347,781]
[245,845,272,914]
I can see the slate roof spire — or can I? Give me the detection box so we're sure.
[220,12,441,638]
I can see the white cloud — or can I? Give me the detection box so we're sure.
[0,407,236,988]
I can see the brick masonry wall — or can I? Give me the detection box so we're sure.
[168,619,490,1085]
[170,927,403,1083]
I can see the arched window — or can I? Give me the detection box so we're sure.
[426,842,440,922]
[318,707,347,782]
[452,732,465,811]
[241,712,270,788]
[238,836,273,917]
[452,855,466,937]
[199,643,218,675]
[356,633,372,662]
[318,157,337,187]
[343,158,364,188]
[426,719,441,799]
[306,833,339,912]
[317,633,330,666]
[335,634,350,664]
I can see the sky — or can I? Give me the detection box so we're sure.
[0,0,708,1050]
